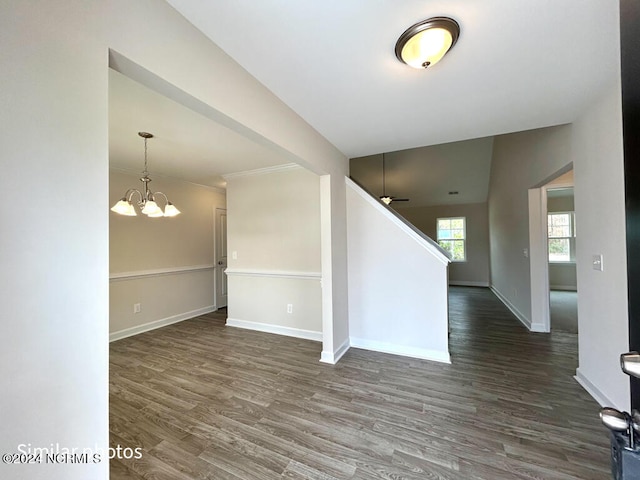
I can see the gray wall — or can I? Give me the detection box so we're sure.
[395,203,490,286]
[488,124,572,322]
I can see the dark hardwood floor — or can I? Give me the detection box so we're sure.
[110,287,611,479]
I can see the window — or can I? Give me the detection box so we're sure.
[548,212,575,262]
[437,217,466,261]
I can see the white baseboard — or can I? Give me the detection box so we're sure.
[489,286,540,331]
[320,337,350,365]
[550,285,578,292]
[225,318,322,342]
[449,281,490,287]
[110,305,216,342]
[349,337,451,364]
[575,368,620,409]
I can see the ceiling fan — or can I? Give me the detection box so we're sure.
[380,153,409,205]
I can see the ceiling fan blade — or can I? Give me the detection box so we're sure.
[393,198,410,202]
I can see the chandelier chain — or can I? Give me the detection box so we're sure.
[143,137,148,175]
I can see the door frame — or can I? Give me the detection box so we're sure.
[528,170,575,332]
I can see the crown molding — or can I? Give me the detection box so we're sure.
[222,163,301,180]
[109,167,226,193]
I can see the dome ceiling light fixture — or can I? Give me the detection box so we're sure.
[395,16,460,69]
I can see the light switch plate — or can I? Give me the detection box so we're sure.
[592,254,604,271]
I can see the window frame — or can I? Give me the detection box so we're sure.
[436,216,467,262]
[547,211,576,264]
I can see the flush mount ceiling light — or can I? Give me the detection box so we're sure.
[110,132,181,218]
[395,16,460,69]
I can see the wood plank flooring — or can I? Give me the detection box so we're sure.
[110,287,611,479]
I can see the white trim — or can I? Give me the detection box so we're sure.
[350,337,451,364]
[550,285,578,291]
[110,305,216,342]
[222,163,301,179]
[320,175,336,363]
[224,268,321,280]
[490,285,546,332]
[320,338,350,365]
[110,264,215,281]
[346,177,450,266]
[529,187,551,333]
[449,281,490,287]
[575,368,619,409]
[226,318,322,342]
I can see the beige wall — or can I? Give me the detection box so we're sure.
[109,170,225,338]
[110,170,225,272]
[395,203,490,286]
[226,166,322,336]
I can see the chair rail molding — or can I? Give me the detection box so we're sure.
[109,264,215,282]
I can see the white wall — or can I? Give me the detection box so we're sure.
[346,179,451,363]
[395,203,490,287]
[225,166,323,340]
[572,76,630,410]
[109,170,225,340]
[0,2,348,478]
[488,125,572,325]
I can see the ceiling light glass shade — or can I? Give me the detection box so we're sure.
[141,200,161,216]
[163,203,181,217]
[395,17,460,69]
[381,196,393,205]
[111,199,137,216]
[147,209,165,218]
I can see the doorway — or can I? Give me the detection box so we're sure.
[528,167,577,333]
[546,185,578,333]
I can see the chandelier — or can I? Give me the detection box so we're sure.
[110,132,181,217]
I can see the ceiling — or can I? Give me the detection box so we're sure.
[109,69,289,188]
[166,0,618,159]
[109,1,617,193]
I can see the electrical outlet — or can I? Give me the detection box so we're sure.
[232,251,238,260]
[287,304,293,314]
[133,303,141,314]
